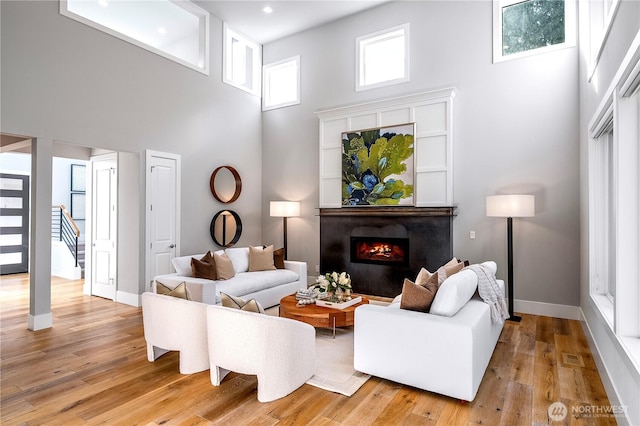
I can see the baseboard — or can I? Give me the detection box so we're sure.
[514,299,583,321]
[116,291,141,307]
[28,312,53,330]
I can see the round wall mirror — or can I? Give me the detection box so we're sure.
[210,210,242,247]
[210,166,242,203]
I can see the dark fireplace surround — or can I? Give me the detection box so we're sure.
[320,207,454,298]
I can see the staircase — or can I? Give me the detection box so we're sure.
[51,205,84,278]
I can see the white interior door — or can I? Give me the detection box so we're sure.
[146,151,180,291]
[91,155,117,300]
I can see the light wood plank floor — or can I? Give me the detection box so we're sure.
[1,274,617,425]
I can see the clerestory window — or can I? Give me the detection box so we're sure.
[492,0,576,63]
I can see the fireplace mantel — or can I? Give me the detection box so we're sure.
[319,206,455,217]
[319,206,454,297]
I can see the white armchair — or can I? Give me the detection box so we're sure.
[206,305,316,402]
[141,292,210,374]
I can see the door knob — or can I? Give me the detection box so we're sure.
[169,244,176,248]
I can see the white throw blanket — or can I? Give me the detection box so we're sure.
[466,264,510,324]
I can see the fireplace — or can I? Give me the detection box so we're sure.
[351,236,409,266]
[320,207,454,297]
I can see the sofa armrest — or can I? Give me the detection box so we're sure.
[284,260,307,290]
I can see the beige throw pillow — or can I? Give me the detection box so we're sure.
[400,273,439,313]
[156,281,190,300]
[220,292,264,313]
[415,267,434,286]
[436,257,464,286]
[214,252,236,280]
[248,245,277,272]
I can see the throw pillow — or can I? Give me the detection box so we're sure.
[415,267,434,286]
[220,292,265,314]
[400,273,439,313]
[171,254,205,276]
[436,257,464,286]
[430,269,478,317]
[191,252,217,280]
[214,252,236,280]
[273,247,285,269]
[248,245,277,272]
[225,247,250,273]
[156,281,190,300]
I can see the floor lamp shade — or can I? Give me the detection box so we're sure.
[270,201,300,260]
[486,194,535,322]
[486,195,535,218]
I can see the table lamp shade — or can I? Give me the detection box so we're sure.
[270,201,300,217]
[486,195,535,218]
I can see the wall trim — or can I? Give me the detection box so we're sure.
[514,299,583,321]
[28,312,53,331]
[116,291,141,308]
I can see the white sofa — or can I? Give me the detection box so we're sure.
[353,279,505,402]
[153,247,307,308]
[206,304,316,402]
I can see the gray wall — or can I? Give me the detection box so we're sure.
[262,0,581,306]
[0,1,264,264]
[578,1,640,424]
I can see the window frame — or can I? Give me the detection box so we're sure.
[262,55,301,111]
[355,23,410,92]
[588,0,621,80]
[59,0,210,75]
[222,23,261,96]
[492,0,576,63]
[587,30,640,371]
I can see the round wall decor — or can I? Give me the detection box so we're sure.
[210,210,242,247]
[210,165,242,203]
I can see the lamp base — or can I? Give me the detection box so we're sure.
[507,315,522,322]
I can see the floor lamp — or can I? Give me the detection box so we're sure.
[270,201,300,260]
[486,194,535,322]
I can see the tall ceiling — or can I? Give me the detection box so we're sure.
[196,0,391,44]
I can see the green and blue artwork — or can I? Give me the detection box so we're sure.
[342,123,414,206]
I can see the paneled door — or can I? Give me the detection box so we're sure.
[0,174,29,274]
[146,151,180,291]
[90,154,117,300]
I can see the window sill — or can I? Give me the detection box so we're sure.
[591,293,614,329]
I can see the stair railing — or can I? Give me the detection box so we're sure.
[52,205,81,267]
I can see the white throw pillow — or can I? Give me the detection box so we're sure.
[429,269,478,317]
[480,261,497,275]
[171,254,205,276]
[225,247,250,273]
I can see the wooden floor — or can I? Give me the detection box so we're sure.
[0,274,616,425]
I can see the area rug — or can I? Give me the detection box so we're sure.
[264,306,371,397]
[306,326,370,396]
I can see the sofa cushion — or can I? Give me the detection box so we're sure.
[191,252,217,280]
[214,252,236,280]
[220,292,265,313]
[156,281,190,300]
[225,247,250,273]
[215,269,299,301]
[172,253,206,276]
[430,269,478,317]
[400,273,439,312]
[249,245,277,272]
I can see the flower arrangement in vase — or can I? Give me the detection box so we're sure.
[313,271,352,302]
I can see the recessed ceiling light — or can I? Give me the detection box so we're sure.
[98,0,109,7]
[158,27,167,35]
[262,6,273,14]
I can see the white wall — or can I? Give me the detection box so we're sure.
[578,1,640,424]
[1,2,264,294]
[262,0,581,307]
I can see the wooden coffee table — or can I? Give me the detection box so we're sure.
[279,293,369,337]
